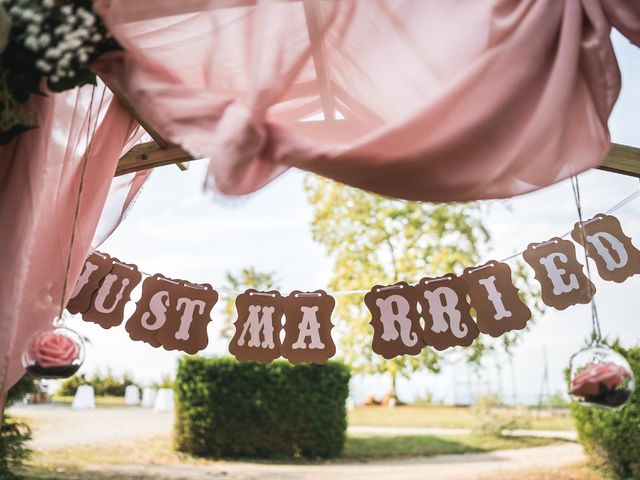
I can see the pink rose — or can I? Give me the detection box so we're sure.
[570,362,628,398]
[29,332,79,368]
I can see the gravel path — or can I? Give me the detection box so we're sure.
[80,444,585,480]
[8,405,173,450]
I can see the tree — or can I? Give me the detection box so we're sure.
[220,267,280,340]
[305,176,541,399]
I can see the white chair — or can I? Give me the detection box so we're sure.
[153,388,174,413]
[124,385,141,405]
[72,385,95,410]
[141,387,157,408]
[346,398,356,411]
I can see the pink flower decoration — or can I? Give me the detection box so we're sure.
[29,331,79,368]
[570,362,629,398]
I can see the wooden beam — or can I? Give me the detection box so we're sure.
[105,77,192,173]
[598,143,640,178]
[110,86,169,149]
[115,141,640,179]
[115,142,199,177]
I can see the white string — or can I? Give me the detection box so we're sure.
[570,175,602,344]
[131,186,640,299]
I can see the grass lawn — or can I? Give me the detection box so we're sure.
[343,433,559,460]
[348,405,575,431]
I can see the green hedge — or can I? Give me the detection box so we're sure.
[174,357,350,459]
[572,344,640,479]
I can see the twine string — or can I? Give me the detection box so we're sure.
[129,183,640,299]
[570,175,602,344]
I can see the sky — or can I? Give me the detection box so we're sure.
[63,31,640,405]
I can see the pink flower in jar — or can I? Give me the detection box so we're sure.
[29,331,79,368]
[570,362,629,398]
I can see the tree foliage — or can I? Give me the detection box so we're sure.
[305,176,542,393]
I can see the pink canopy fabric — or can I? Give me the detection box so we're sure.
[96,0,640,202]
[2,0,640,396]
[0,85,144,396]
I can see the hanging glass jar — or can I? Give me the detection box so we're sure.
[22,323,85,379]
[569,344,634,409]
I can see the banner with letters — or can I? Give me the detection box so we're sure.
[66,214,640,364]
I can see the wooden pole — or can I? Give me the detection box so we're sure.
[115,141,640,179]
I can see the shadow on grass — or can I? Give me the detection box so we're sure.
[341,434,560,462]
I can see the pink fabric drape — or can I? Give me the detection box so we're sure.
[0,84,142,394]
[96,0,640,202]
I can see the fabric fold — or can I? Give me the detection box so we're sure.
[98,0,639,201]
[0,85,142,393]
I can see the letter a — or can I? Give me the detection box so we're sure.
[282,290,336,364]
[292,306,325,349]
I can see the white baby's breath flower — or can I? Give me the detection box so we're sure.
[36,59,52,72]
[60,5,72,15]
[55,24,72,35]
[26,23,40,35]
[66,37,82,49]
[19,8,33,21]
[44,47,61,59]
[59,54,71,68]
[24,35,39,51]
[91,33,102,43]
[82,15,95,27]
[50,74,59,83]
[42,0,54,8]
[38,33,51,48]
[75,27,89,39]
[78,51,89,63]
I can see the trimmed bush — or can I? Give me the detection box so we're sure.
[572,344,640,479]
[174,357,350,459]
